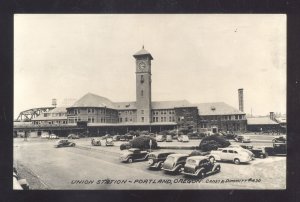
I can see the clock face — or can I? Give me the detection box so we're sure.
[138,61,146,70]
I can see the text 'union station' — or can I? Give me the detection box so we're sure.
[15,47,247,135]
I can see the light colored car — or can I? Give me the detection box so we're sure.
[210,148,253,165]
[227,145,254,158]
[182,135,189,142]
[235,135,251,143]
[161,153,189,173]
[41,133,50,138]
[156,135,166,142]
[120,148,149,163]
[49,134,59,139]
[166,135,173,142]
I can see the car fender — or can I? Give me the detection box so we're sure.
[195,167,205,175]
[212,163,221,171]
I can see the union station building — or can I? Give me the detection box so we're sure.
[31,47,247,134]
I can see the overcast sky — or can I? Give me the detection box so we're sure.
[14,14,286,118]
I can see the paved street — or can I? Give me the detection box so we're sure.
[14,135,286,190]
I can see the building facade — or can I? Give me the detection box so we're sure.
[29,47,246,134]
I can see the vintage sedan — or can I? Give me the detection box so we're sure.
[120,148,149,163]
[91,138,101,146]
[162,153,189,173]
[166,135,173,142]
[156,135,166,142]
[105,138,114,146]
[182,135,189,142]
[210,148,253,165]
[68,134,80,139]
[49,134,59,139]
[147,151,175,169]
[54,139,76,148]
[181,156,221,178]
[234,135,251,143]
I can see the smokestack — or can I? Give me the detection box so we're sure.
[270,112,275,120]
[52,98,57,108]
[238,88,244,112]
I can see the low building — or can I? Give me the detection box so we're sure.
[197,102,246,133]
[247,117,280,132]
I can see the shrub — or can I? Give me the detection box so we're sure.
[120,142,132,150]
[199,135,230,152]
[189,150,210,156]
[129,135,158,150]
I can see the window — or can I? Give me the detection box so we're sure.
[140,75,144,83]
[141,117,144,122]
[156,117,158,122]
[239,115,242,120]
[153,117,156,122]
[141,110,144,114]
[88,108,95,114]
[222,150,228,153]
[125,117,128,122]
[161,117,163,122]
[235,115,238,120]
[141,90,144,96]
[169,117,172,122]
[164,117,167,122]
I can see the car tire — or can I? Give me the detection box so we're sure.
[198,170,205,178]
[128,158,133,163]
[234,158,240,165]
[215,165,221,173]
[260,154,265,159]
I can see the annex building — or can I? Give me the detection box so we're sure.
[29,47,246,135]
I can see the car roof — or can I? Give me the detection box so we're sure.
[187,156,209,161]
[149,151,174,155]
[128,148,140,151]
[168,153,189,158]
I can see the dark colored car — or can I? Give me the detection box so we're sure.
[91,138,101,146]
[162,154,189,173]
[272,136,286,143]
[55,139,76,148]
[119,136,126,141]
[249,147,268,158]
[147,152,175,169]
[181,156,221,178]
[68,134,80,139]
[120,148,149,163]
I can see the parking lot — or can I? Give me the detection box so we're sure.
[13,134,286,190]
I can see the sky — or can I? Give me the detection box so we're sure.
[14,14,286,118]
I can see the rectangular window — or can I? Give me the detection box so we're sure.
[235,115,238,120]
[125,117,128,122]
[169,117,172,122]
[141,117,144,122]
[164,117,166,122]
[153,117,156,122]
[161,117,163,122]
[141,110,144,114]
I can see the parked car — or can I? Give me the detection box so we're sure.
[181,156,221,178]
[147,152,175,169]
[91,138,101,146]
[49,134,59,139]
[249,147,268,158]
[106,137,114,146]
[156,135,166,142]
[272,136,286,143]
[210,148,253,165]
[182,135,189,142]
[227,145,255,158]
[113,135,120,141]
[54,139,76,148]
[119,135,126,141]
[120,148,149,163]
[68,134,80,139]
[166,135,173,142]
[177,135,183,142]
[41,133,50,139]
[234,135,251,143]
[162,153,189,173]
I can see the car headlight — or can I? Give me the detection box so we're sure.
[148,159,154,165]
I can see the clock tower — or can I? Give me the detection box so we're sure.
[133,46,153,123]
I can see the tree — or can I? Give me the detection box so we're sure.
[129,135,158,150]
[199,135,230,152]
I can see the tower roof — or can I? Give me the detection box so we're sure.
[133,46,153,60]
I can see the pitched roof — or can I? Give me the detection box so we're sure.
[49,107,67,113]
[114,102,136,110]
[247,117,279,125]
[133,47,153,59]
[70,93,115,108]
[32,107,67,121]
[152,100,193,109]
[196,102,245,116]
[274,117,286,124]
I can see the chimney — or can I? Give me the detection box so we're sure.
[52,98,57,108]
[270,112,275,120]
[238,88,244,112]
